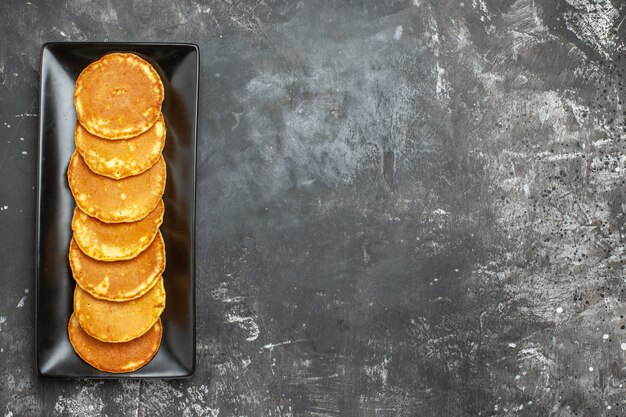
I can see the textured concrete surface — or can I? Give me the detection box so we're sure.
[1,0,626,416]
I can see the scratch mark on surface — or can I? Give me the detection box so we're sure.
[260,338,308,352]
[231,111,244,131]
[16,296,25,308]
[302,371,344,382]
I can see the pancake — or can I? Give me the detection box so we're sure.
[74,277,166,343]
[72,200,164,262]
[68,151,166,223]
[75,113,166,179]
[68,313,161,373]
[69,231,165,301]
[74,52,164,139]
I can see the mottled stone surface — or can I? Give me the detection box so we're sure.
[1,0,626,416]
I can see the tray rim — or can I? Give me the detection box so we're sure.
[35,41,199,379]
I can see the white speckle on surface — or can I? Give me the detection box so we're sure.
[16,296,25,308]
[563,0,622,59]
[225,313,259,341]
[242,357,252,368]
[592,138,612,148]
[471,0,495,33]
[435,62,448,99]
[212,282,259,341]
[21,151,27,155]
[53,383,105,416]
[364,356,390,387]
[393,25,403,41]
[621,343,626,351]
[556,307,563,314]
[19,137,23,141]
[508,343,517,348]
[603,334,609,340]
[589,366,594,372]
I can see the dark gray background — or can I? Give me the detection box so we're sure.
[1,0,625,416]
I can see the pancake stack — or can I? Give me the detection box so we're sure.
[66,53,166,373]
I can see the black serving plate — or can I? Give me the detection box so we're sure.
[36,43,198,378]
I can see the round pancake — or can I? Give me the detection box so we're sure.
[75,113,166,179]
[69,231,165,301]
[72,200,164,262]
[68,151,166,223]
[74,277,166,343]
[68,313,161,373]
[74,52,164,139]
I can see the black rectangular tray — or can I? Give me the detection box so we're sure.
[36,42,198,378]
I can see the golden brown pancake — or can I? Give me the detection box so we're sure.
[75,113,166,179]
[68,151,166,223]
[72,200,164,261]
[68,313,161,373]
[74,53,164,139]
[74,277,166,343]
[69,231,165,301]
